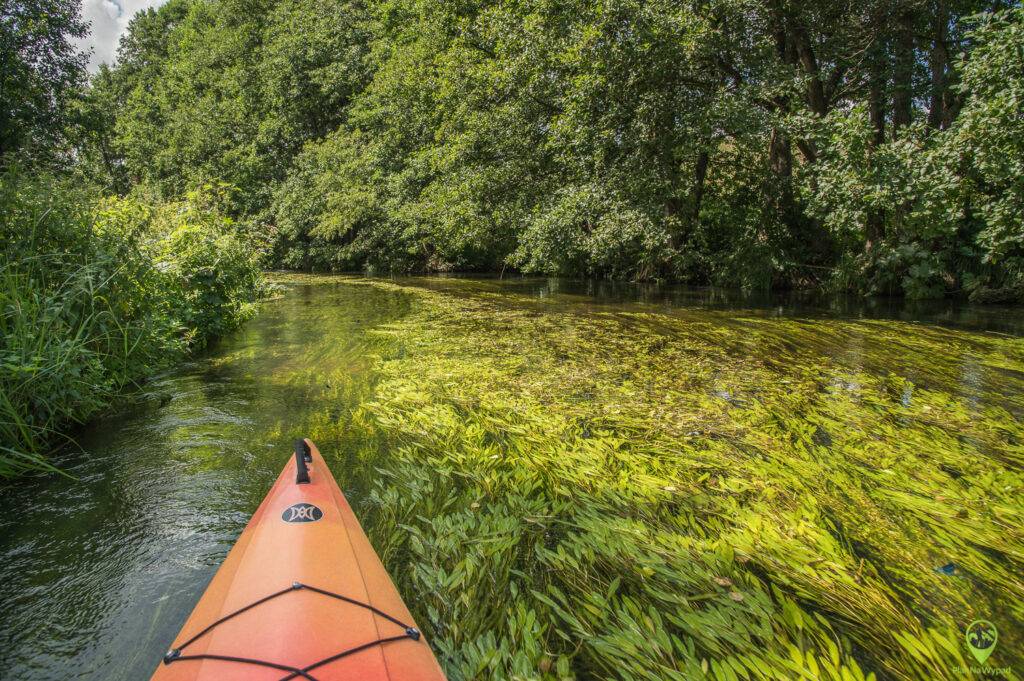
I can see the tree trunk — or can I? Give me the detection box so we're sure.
[792,26,828,117]
[869,58,887,147]
[893,11,915,132]
[927,3,950,129]
[689,149,709,225]
[666,149,710,250]
[769,129,792,179]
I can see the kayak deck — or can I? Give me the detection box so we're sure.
[151,439,445,681]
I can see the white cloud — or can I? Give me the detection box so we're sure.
[77,0,170,72]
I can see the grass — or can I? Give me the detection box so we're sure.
[0,173,267,476]
[0,260,128,476]
[296,279,1023,681]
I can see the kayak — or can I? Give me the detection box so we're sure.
[151,439,446,681]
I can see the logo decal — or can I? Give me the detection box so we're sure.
[282,503,323,523]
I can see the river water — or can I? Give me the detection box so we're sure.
[0,275,1021,680]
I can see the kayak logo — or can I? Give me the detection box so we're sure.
[282,503,323,523]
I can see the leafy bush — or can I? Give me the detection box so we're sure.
[152,188,268,344]
[949,8,1024,302]
[512,184,671,280]
[0,171,266,475]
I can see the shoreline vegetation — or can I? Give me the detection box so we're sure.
[1,0,1023,675]
[0,172,266,476]
[291,276,1023,680]
[76,1,1024,301]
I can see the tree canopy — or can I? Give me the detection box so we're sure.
[12,0,1024,300]
[0,0,87,162]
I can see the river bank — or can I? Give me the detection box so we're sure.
[0,175,267,476]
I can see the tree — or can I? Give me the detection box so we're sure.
[950,6,1024,301]
[0,0,87,163]
[81,0,1024,296]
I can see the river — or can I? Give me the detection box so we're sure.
[1,275,1022,680]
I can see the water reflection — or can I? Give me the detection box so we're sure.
[400,274,1024,334]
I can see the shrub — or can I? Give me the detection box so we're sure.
[0,171,266,475]
[512,184,671,280]
[151,188,268,345]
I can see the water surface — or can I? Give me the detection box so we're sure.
[0,276,1021,680]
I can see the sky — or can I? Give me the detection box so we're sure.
[78,0,168,71]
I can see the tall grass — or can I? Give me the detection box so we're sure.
[0,171,266,476]
[1,263,102,475]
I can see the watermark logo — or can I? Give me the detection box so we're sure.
[966,620,998,665]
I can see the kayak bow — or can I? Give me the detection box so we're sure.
[151,439,446,681]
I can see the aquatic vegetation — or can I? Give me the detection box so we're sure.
[297,278,1023,680]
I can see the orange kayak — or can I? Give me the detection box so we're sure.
[151,439,446,681]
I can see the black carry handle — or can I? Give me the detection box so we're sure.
[295,439,311,484]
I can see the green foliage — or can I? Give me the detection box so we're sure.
[949,7,1024,302]
[77,0,1024,295]
[151,187,268,344]
[802,110,964,297]
[96,0,370,215]
[0,0,87,162]
[69,64,130,194]
[795,7,1024,300]
[512,184,670,279]
[271,129,387,271]
[0,171,266,475]
[0,266,113,476]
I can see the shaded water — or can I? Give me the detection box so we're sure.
[0,279,412,680]
[0,276,1021,680]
